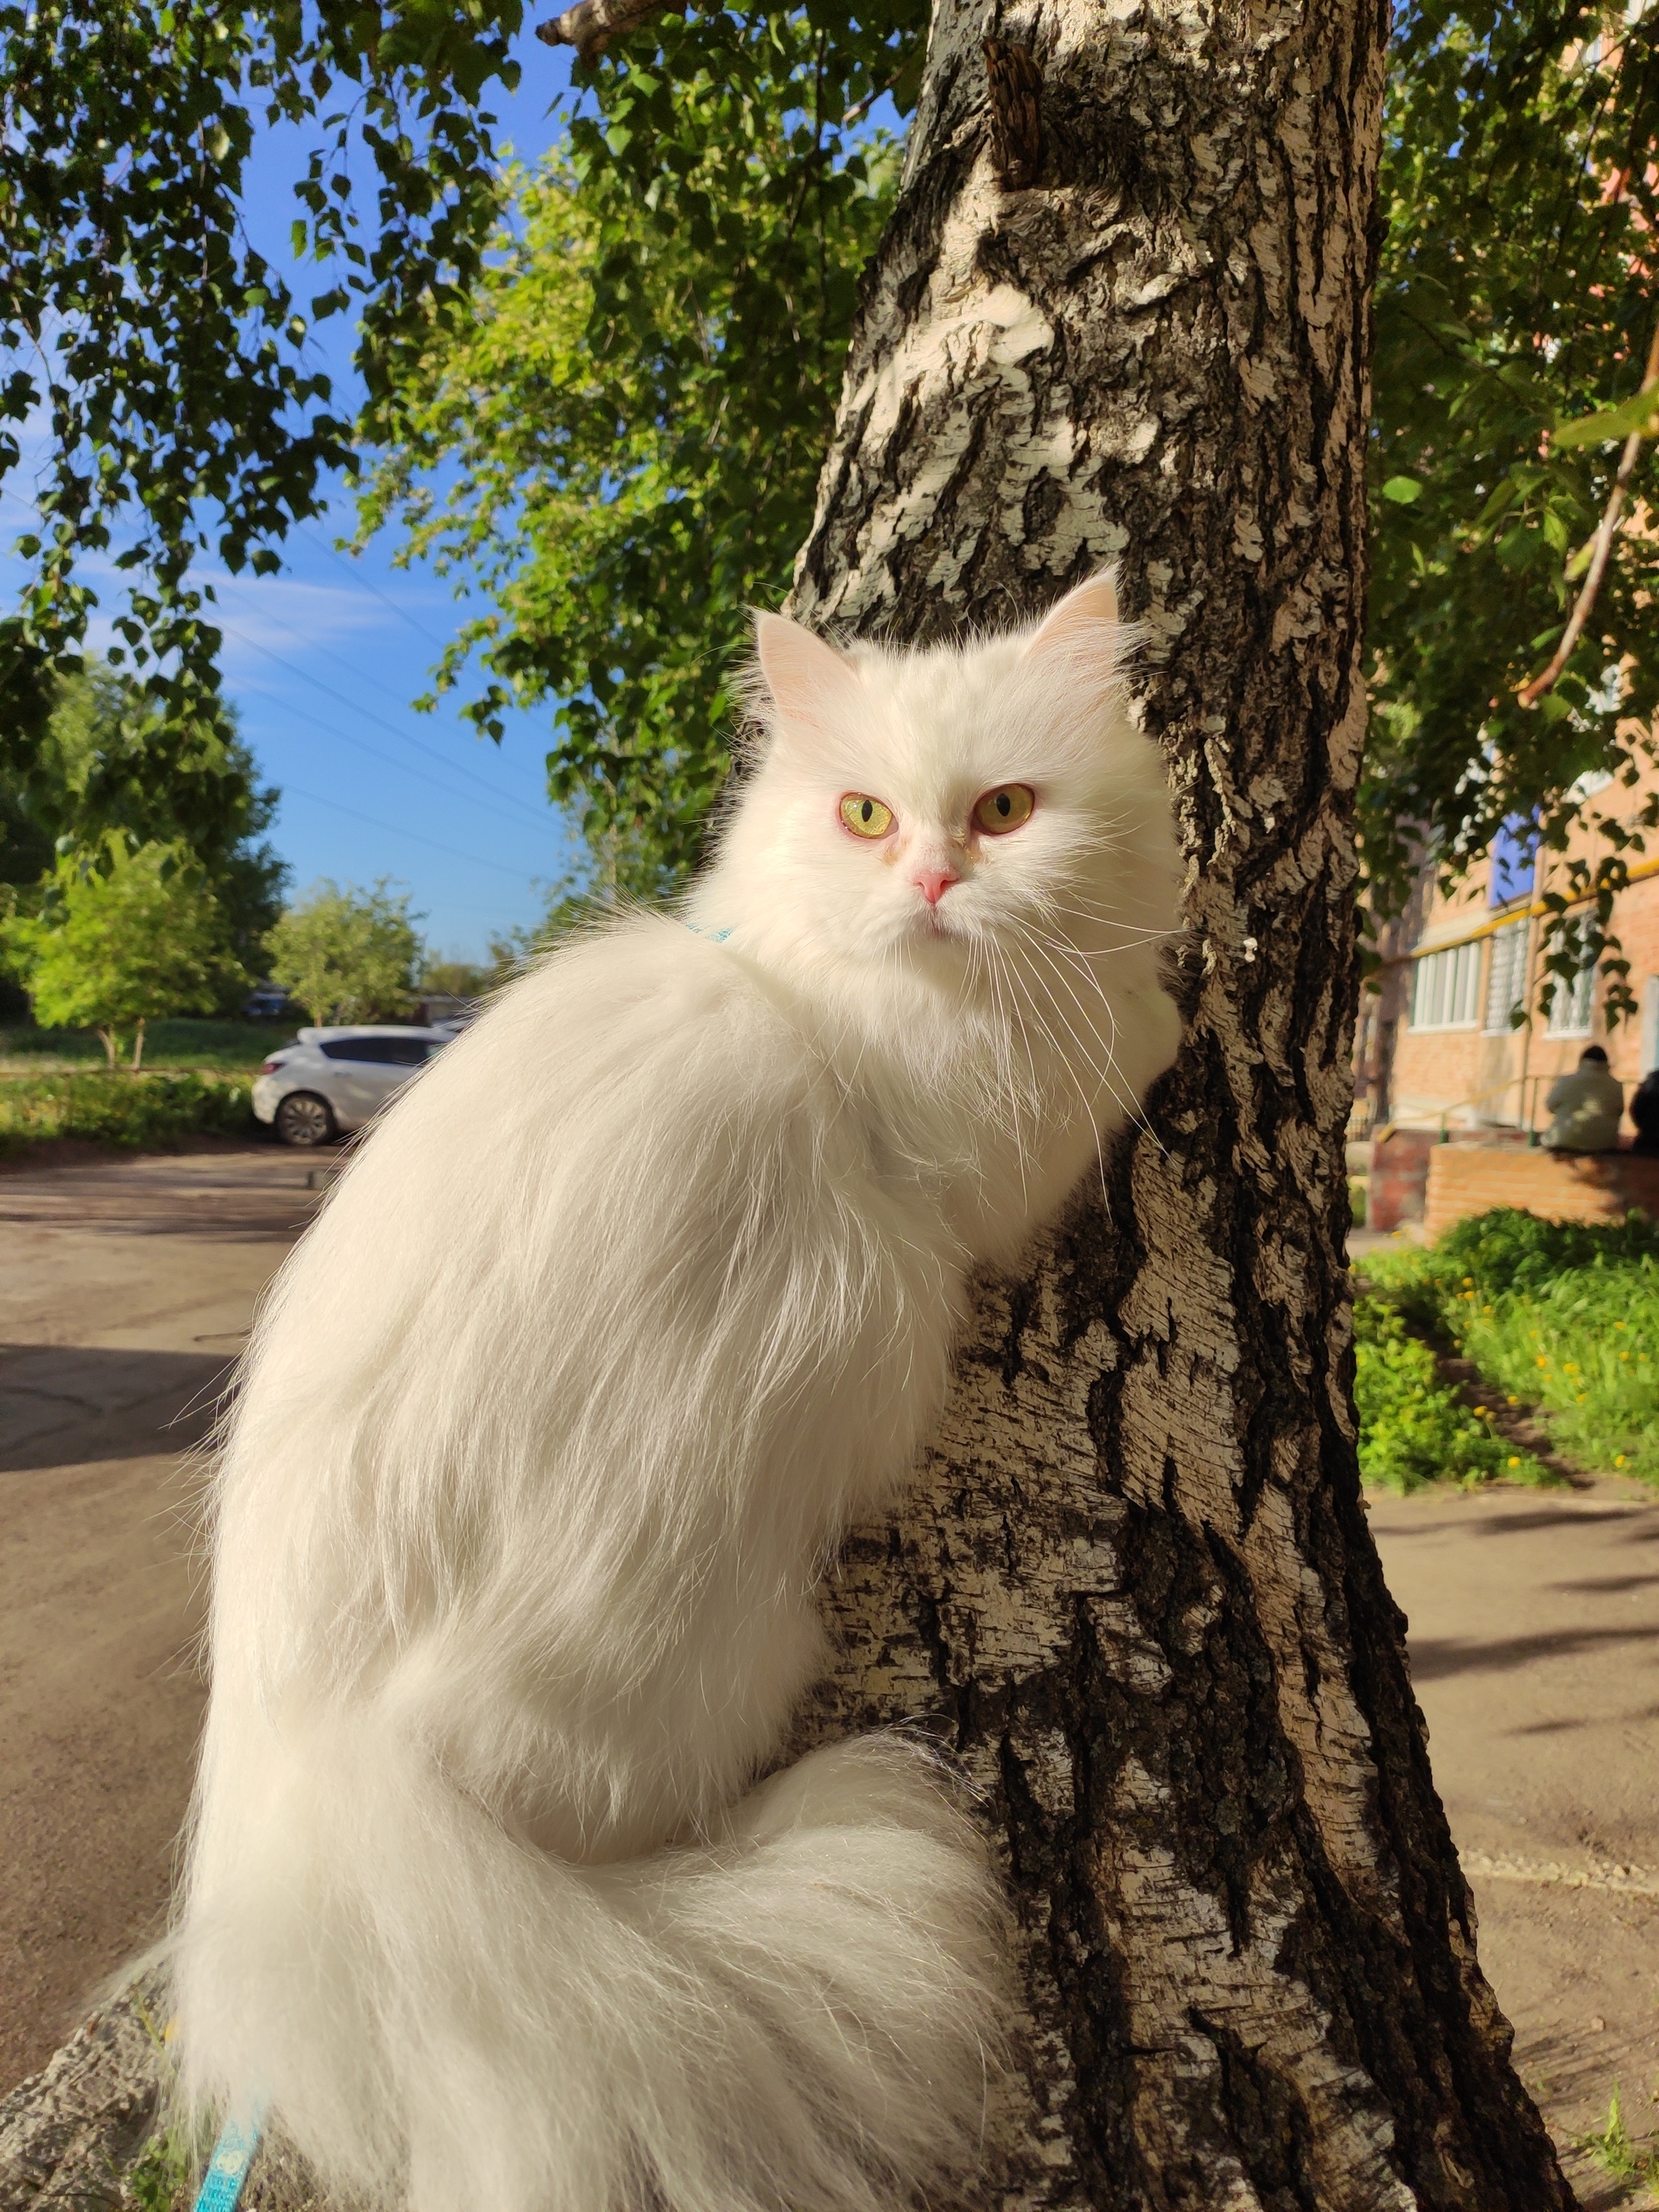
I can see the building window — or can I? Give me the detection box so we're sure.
[1484,919,1530,1033]
[1411,940,1482,1031]
[1546,955,1597,1038]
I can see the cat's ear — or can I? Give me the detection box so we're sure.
[753,612,859,735]
[1021,572,1122,664]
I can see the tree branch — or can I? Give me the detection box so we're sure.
[1518,316,1659,709]
[535,0,679,65]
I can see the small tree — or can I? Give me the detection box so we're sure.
[267,880,421,1025]
[2,841,241,1068]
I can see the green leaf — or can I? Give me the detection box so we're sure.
[1552,386,1659,450]
[1381,475,1424,505]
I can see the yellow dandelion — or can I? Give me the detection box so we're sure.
[1508,1456,1522,1468]
[1615,1455,1628,1468]
[1507,1395,1520,1405]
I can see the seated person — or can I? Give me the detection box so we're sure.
[1632,1066,1659,1157]
[1542,1044,1625,1152]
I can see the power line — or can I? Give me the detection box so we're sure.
[0,482,557,838]
[295,518,462,656]
[236,680,560,847]
[215,617,557,835]
[277,782,537,883]
[232,556,484,726]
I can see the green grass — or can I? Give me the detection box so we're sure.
[1353,1294,1555,1494]
[124,2116,198,2211]
[0,1068,255,1155]
[1579,2089,1659,2195]
[1362,1208,1659,1485]
[0,1018,282,1072]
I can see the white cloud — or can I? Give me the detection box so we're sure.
[203,570,394,674]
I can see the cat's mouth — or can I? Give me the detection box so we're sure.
[910,902,966,946]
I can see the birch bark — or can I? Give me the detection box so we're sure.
[785,0,1578,2201]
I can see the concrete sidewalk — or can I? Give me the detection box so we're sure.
[1371,1480,1659,2199]
[0,1146,319,2089]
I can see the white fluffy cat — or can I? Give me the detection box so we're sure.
[173,573,1183,2212]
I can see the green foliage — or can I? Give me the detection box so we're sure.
[0,1068,254,1155]
[1578,2089,1659,2189]
[2,842,244,1067]
[0,1018,277,1071]
[1,658,288,977]
[267,879,422,1022]
[360,16,902,894]
[1367,2,1659,1012]
[1352,1294,1552,1492]
[123,2120,197,2212]
[0,0,526,757]
[12,0,1658,960]
[1364,1208,1659,1480]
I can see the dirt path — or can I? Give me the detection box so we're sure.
[0,1145,319,2088]
[3,1153,1657,2203]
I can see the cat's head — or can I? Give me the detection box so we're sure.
[713,573,1181,991]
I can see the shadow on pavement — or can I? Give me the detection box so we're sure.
[0,1342,236,1471]
[1410,1624,1659,1682]
[1381,1506,1659,1541]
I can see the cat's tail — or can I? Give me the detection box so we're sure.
[172,1728,1013,2212]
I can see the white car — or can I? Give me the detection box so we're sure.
[254,1025,457,1147]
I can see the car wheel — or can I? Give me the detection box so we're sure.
[274,1091,336,1148]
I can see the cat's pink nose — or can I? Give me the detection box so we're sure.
[914,867,959,907]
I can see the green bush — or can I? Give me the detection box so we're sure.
[0,1069,254,1155]
[1363,1208,1659,1482]
[1353,1295,1553,1493]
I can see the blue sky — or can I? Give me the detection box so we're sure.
[10,29,586,968]
[228,38,581,966]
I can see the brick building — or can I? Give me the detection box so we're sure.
[1367,765,1659,1143]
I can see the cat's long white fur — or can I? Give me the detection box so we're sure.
[173,574,1183,2210]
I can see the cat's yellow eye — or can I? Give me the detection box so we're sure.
[840,793,894,838]
[973,784,1035,836]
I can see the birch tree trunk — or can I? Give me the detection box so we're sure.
[784,0,1577,2201]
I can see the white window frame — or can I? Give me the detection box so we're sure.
[1546,955,1597,1038]
[1411,940,1483,1032]
[1483,918,1530,1034]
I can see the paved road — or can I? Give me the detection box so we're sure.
[3,1153,1657,2198]
[0,1145,318,2088]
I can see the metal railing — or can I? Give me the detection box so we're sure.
[1362,1072,1552,1152]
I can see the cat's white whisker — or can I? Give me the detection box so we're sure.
[1017,928,1173,1166]
[1003,919,1165,1170]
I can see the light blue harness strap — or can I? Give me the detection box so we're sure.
[192,2110,263,2212]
